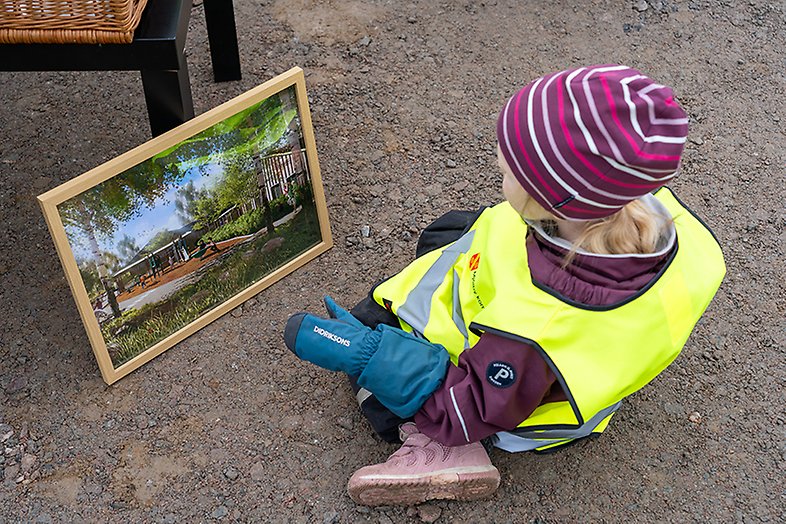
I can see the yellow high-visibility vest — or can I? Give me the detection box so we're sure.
[373,188,725,452]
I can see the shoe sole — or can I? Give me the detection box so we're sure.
[348,468,500,506]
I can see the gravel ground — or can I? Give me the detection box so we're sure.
[1,1,784,522]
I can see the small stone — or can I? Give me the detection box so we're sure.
[230,306,243,318]
[634,0,649,11]
[358,36,371,47]
[689,136,704,145]
[34,514,53,524]
[360,237,374,248]
[323,511,340,524]
[360,225,371,237]
[6,376,27,394]
[4,464,19,480]
[452,180,469,192]
[407,16,417,23]
[136,417,149,430]
[446,159,457,168]
[688,411,702,423]
[84,482,103,495]
[20,454,36,473]
[663,402,683,415]
[249,462,265,481]
[336,417,353,430]
[0,431,13,443]
[424,183,442,197]
[370,150,385,164]
[418,504,442,523]
[224,467,239,480]
[211,505,229,519]
[379,515,394,524]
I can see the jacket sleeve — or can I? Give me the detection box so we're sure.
[414,332,557,446]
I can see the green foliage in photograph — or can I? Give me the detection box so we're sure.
[207,196,295,243]
[77,260,102,297]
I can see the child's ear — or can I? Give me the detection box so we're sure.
[520,194,555,221]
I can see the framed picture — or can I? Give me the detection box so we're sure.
[38,67,332,384]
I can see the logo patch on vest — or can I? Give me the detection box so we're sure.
[486,361,516,388]
[469,253,481,271]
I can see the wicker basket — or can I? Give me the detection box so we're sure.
[0,0,149,44]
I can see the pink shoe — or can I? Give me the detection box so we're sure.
[347,423,500,506]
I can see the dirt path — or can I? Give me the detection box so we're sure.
[0,1,783,523]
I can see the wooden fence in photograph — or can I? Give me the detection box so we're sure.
[255,147,309,201]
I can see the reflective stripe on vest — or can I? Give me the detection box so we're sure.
[373,187,726,445]
[396,230,476,351]
[495,401,621,452]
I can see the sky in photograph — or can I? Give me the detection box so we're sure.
[68,161,224,261]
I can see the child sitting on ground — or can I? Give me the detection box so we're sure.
[284,64,725,506]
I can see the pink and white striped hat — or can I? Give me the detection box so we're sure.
[496,64,689,220]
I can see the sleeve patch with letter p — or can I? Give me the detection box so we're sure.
[486,361,516,388]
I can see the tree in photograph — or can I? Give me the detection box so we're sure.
[174,179,207,225]
[117,234,141,264]
[191,190,223,231]
[248,116,277,235]
[77,258,102,297]
[61,159,183,318]
[215,157,258,210]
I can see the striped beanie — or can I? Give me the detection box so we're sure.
[497,64,689,220]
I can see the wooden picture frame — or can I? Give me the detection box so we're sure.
[37,67,332,384]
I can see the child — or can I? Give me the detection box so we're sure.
[206,237,222,253]
[284,64,725,506]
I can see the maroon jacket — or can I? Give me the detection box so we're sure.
[414,227,676,446]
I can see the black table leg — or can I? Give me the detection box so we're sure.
[141,53,195,136]
[203,0,242,82]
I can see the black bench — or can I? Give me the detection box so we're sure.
[0,0,241,136]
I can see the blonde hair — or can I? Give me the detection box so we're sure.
[523,198,668,265]
[573,199,664,255]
